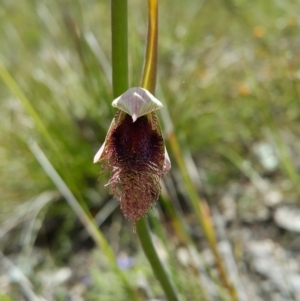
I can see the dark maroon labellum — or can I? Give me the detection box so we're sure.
[99,111,167,223]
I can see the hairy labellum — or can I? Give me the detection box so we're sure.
[94,88,170,223]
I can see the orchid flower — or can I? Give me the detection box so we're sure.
[94,87,171,222]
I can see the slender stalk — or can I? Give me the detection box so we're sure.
[137,218,180,301]
[111,3,143,298]
[136,1,180,300]
[111,0,128,98]
[140,0,158,92]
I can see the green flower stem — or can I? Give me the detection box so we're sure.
[111,0,179,300]
[136,218,180,301]
[111,1,142,300]
[111,0,128,98]
[137,1,179,300]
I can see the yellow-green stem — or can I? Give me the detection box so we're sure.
[137,0,180,300]
[140,0,158,93]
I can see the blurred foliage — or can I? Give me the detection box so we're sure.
[1,0,300,300]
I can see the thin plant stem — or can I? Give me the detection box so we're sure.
[136,218,180,301]
[111,0,179,298]
[111,0,128,98]
[140,0,158,92]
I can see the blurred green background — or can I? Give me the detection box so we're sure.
[1,0,300,300]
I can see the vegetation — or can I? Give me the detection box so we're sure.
[1,0,300,300]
